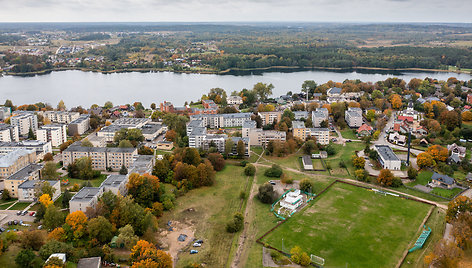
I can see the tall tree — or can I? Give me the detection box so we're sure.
[253,82,274,101]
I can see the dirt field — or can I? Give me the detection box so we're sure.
[159,220,196,266]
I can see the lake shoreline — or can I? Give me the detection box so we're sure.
[1,65,471,77]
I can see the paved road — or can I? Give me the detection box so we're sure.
[0,210,35,226]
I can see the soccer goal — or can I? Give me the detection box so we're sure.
[311,254,325,267]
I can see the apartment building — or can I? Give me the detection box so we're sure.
[68,114,90,136]
[242,121,257,138]
[0,106,11,121]
[229,137,250,156]
[0,149,37,178]
[4,163,42,198]
[293,111,308,120]
[307,128,330,145]
[99,174,128,196]
[187,120,204,136]
[129,155,155,175]
[0,140,52,159]
[62,145,137,171]
[44,111,80,124]
[97,118,151,142]
[345,107,363,128]
[292,121,307,140]
[201,134,227,153]
[227,95,243,105]
[190,113,252,129]
[311,110,327,127]
[87,134,106,147]
[69,187,104,213]
[188,127,207,149]
[141,123,166,141]
[0,124,19,142]
[258,111,281,126]
[248,128,286,146]
[10,112,38,136]
[37,124,67,147]
[374,145,401,170]
[18,180,61,202]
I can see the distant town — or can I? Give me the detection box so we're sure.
[0,76,471,267]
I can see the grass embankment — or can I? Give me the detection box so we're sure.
[261,182,433,268]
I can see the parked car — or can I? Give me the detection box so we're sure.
[190,250,199,254]
[37,225,42,230]
[29,211,35,216]
[269,180,276,185]
[16,211,21,216]
[0,227,5,232]
[193,243,202,247]
[195,239,203,244]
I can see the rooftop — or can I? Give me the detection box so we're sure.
[375,145,400,161]
[140,123,163,134]
[292,121,306,129]
[0,149,34,167]
[243,120,257,129]
[113,118,150,126]
[70,187,101,202]
[77,257,101,268]
[189,127,206,136]
[70,114,90,124]
[100,174,127,188]
[18,179,58,189]
[187,119,204,128]
[6,163,42,180]
[65,145,136,153]
[312,111,326,118]
[431,172,455,185]
[328,87,342,95]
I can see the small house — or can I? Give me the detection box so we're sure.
[280,189,303,211]
[357,124,373,137]
[431,172,456,189]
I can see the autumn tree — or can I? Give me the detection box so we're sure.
[165,129,177,142]
[48,227,66,242]
[427,145,449,162]
[127,173,160,208]
[237,140,246,158]
[43,152,54,162]
[116,224,139,249]
[446,196,472,223]
[377,169,394,186]
[390,94,402,110]
[290,246,311,266]
[88,216,114,244]
[207,153,225,171]
[43,205,64,231]
[424,240,463,268]
[39,194,53,208]
[130,240,172,268]
[351,156,366,169]
[253,82,274,101]
[451,213,472,249]
[462,111,472,122]
[42,162,59,180]
[57,100,66,111]
[65,210,88,241]
[19,230,46,251]
[417,152,436,168]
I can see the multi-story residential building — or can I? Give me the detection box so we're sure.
[292,121,307,140]
[316,108,329,118]
[345,107,363,128]
[227,95,243,105]
[0,124,19,142]
[99,174,128,196]
[229,137,250,156]
[242,121,257,138]
[68,114,90,136]
[69,187,104,213]
[129,154,155,175]
[293,111,308,120]
[187,120,204,136]
[4,163,42,198]
[374,145,401,170]
[311,110,327,127]
[0,140,52,159]
[97,118,151,142]
[44,111,80,124]
[307,128,330,145]
[18,180,61,202]
[190,113,252,129]
[0,149,37,178]
[10,112,38,136]
[0,106,11,121]
[141,123,166,141]
[62,145,137,171]
[86,134,106,147]
[248,128,286,146]
[188,127,207,149]
[258,111,281,126]
[202,99,218,109]
[37,124,67,147]
[202,134,227,153]
[96,125,123,142]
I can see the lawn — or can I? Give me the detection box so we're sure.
[9,202,32,211]
[407,171,433,187]
[312,159,325,170]
[340,128,358,140]
[261,182,433,268]
[159,164,250,268]
[63,173,108,189]
[431,187,463,199]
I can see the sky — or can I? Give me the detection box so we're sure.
[0,0,471,23]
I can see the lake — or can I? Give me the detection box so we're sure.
[0,69,470,108]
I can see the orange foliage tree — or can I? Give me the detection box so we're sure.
[39,194,53,208]
[390,94,402,110]
[462,111,472,122]
[48,227,66,242]
[65,210,87,240]
[377,169,394,186]
[131,240,172,268]
[446,196,472,223]
[127,173,160,208]
[427,145,449,162]
[417,152,436,168]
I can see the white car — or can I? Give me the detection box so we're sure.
[193,243,202,247]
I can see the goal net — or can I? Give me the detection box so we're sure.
[311,254,325,266]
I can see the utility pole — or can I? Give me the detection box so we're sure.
[407,129,412,166]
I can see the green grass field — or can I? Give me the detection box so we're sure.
[9,202,32,211]
[340,129,358,140]
[261,182,432,268]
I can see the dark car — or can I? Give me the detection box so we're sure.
[16,211,21,216]
[195,239,203,244]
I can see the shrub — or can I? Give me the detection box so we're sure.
[391,177,403,188]
[407,166,417,180]
[280,174,294,184]
[239,191,246,199]
[226,213,244,233]
[244,164,256,176]
[264,164,283,178]
[240,160,248,167]
[258,183,275,204]
[299,179,313,193]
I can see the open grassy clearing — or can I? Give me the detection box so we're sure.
[261,182,432,268]
[406,171,433,187]
[430,187,463,199]
[62,173,108,189]
[158,164,249,268]
[9,202,32,211]
[340,128,358,140]
[401,207,446,268]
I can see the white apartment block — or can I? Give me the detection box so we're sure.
[0,140,52,159]
[68,115,90,136]
[0,124,19,142]
[10,113,38,136]
[258,111,281,126]
[311,110,327,127]
[307,128,330,145]
[190,113,252,129]
[188,127,207,149]
[242,121,257,138]
[44,111,80,124]
[62,145,137,171]
[345,107,363,128]
[69,187,104,213]
[37,124,67,147]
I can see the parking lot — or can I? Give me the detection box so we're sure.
[0,210,35,227]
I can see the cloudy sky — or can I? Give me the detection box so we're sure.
[0,0,471,23]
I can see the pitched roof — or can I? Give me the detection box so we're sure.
[431,172,455,185]
[357,124,373,133]
[397,115,413,123]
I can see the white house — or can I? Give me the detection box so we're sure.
[374,145,401,170]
